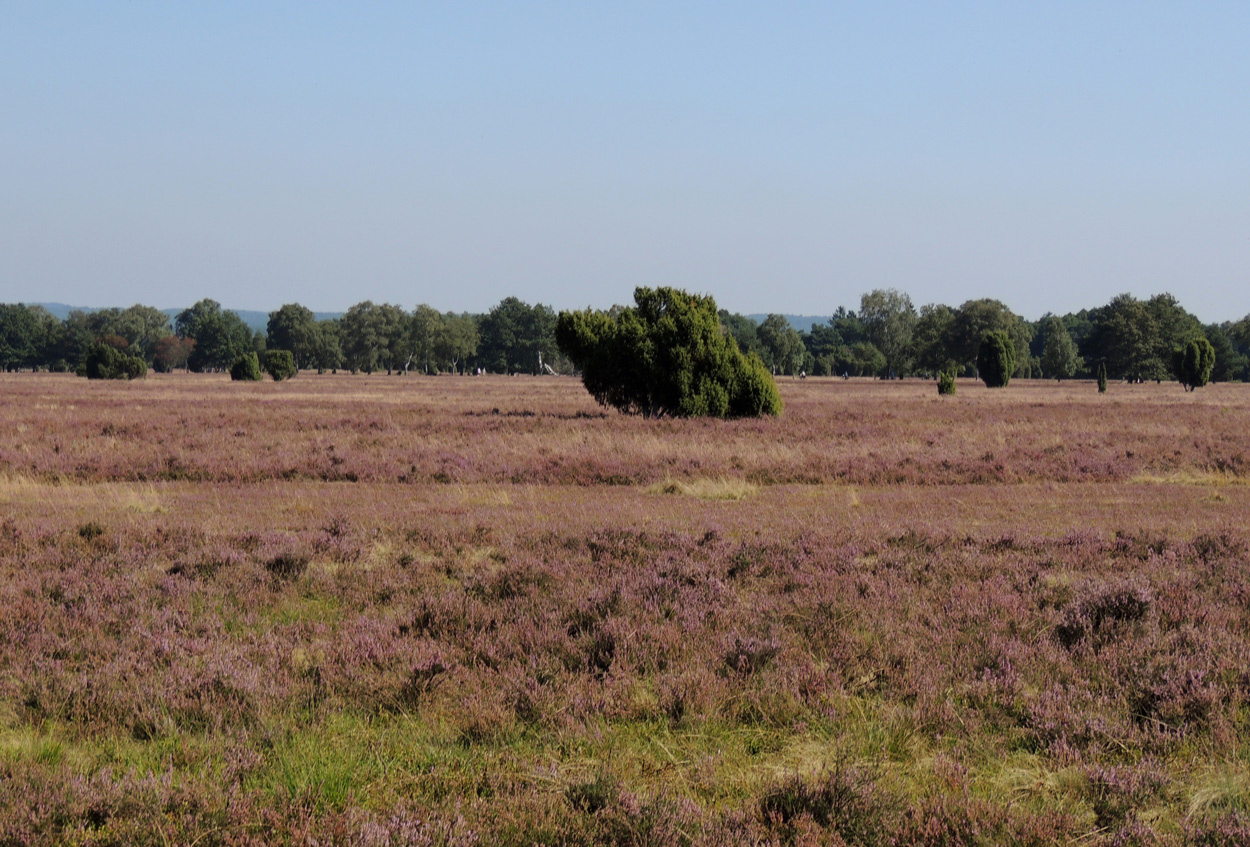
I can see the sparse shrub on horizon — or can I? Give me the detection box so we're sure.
[937,370,956,395]
[229,351,262,381]
[1098,360,1108,393]
[265,349,297,381]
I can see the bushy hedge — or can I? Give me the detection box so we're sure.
[1173,337,1215,391]
[976,331,1015,388]
[265,349,297,381]
[556,287,782,418]
[229,352,262,381]
[81,343,146,380]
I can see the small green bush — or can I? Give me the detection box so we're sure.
[937,371,956,395]
[1097,361,1108,393]
[229,352,262,381]
[83,343,146,380]
[265,349,297,381]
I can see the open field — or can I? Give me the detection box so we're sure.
[2,373,1249,845]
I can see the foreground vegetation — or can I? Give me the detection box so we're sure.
[2,374,1248,845]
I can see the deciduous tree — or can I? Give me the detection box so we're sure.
[757,314,805,376]
[859,288,917,377]
[176,299,253,372]
[1039,315,1082,380]
[266,304,317,370]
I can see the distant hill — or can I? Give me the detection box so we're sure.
[745,314,832,332]
[32,304,343,334]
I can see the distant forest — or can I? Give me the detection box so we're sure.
[2,289,1248,383]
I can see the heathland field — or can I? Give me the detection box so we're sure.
[2,373,1249,846]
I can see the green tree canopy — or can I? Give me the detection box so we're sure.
[757,314,805,376]
[309,320,343,374]
[434,312,479,374]
[175,299,254,372]
[909,303,958,377]
[340,301,385,374]
[718,311,764,359]
[478,298,557,374]
[953,299,1031,377]
[556,287,782,418]
[113,304,172,363]
[266,304,317,370]
[1203,324,1244,382]
[859,288,917,377]
[1039,315,1082,379]
[0,304,46,371]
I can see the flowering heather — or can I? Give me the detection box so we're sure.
[1,373,1248,486]
[0,372,1248,845]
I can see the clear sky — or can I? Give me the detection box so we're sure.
[3,2,1248,322]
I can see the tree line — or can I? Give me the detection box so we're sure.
[727,290,1249,384]
[0,297,564,377]
[2,289,1248,383]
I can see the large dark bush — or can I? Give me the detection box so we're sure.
[82,343,146,380]
[229,352,262,381]
[1172,336,1215,392]
[976,330,1015,388]
[555,286,782,418]
[265,349,297,381]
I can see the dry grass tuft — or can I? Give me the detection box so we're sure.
[1132,470,1249,487]
[645,475,759,501]
[122,484,167,514]
[1188,766,1250,819]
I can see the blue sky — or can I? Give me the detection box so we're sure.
[3,2,1248,322]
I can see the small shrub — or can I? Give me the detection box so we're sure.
[566,772,619,814]
[722,633,780,675]
[1098,361,1108,393]
[230,352,262,381]
[265,349,297,381]
[265,551,310,580]
[399,655,449,706]
[758,766,888,845]
[937,371,956,395]
[1055,580,1152,649]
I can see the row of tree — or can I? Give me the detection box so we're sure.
[726,291,1250,383]
[2,290,1249,383]
[0,298,563,377]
